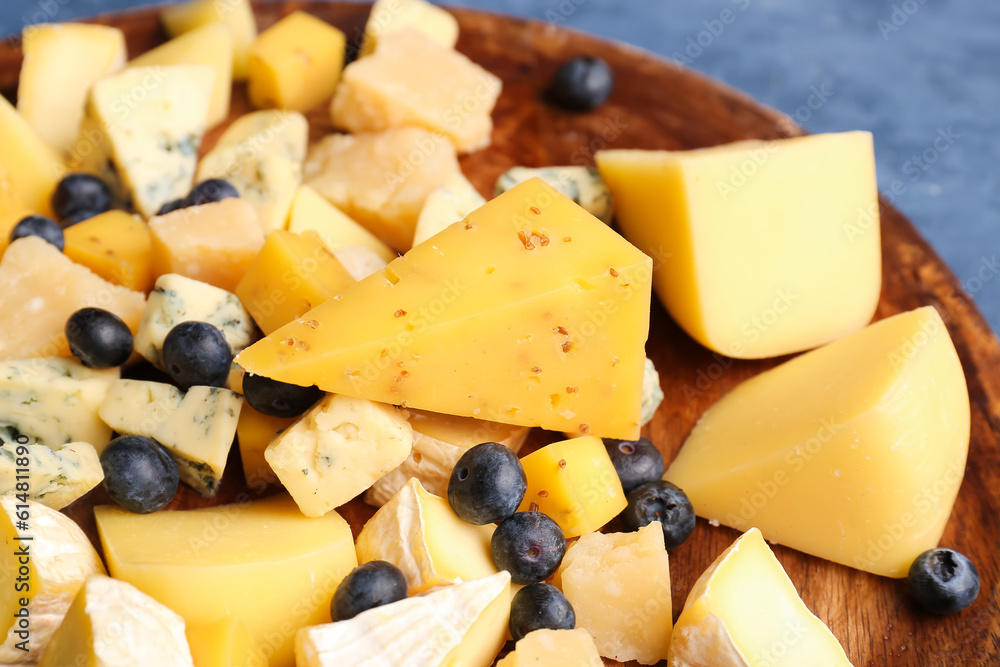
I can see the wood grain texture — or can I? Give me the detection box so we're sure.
[2,3,998,665]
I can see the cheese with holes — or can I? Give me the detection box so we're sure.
[265,394,412,516]
[304,128,460,251]
[296,571,510,667]
[37,574,194,667]
[18,23,126,156]
[96,495,357,667]
[356,478,498,593]
[64,210,155,292]
[359,0,459,58]
[413,172,486,246]
[596,132,881,359]
[236,405,294,489]
[161,0,257,80]
[0,436,103,510]
[664,307,969,578]
[496,629,603,667]
[1,497,105,664]
[496,166,613,224]
[668,528,853,667]
[237,179,651,438]
[286,185,397,263]
[186,617,255,667]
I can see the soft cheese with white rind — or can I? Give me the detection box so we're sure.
[0,436,103,510]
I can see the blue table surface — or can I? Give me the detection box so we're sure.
[3,0,998,333]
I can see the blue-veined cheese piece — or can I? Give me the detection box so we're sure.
[0,430,104,510]
[641,356,664,427]
[98,379,184,438]
[495,166,613,223]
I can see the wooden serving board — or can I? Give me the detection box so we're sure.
[2,3,999,665]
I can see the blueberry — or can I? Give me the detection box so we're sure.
[491,511,566,585]
[100,435,179,514]
[61,209,103,227]
[331,561,408,621]
[161,321,233,389]
[184,179,240,207]
[51,173,112,221]
[907,548,979,614]
[622,480,696,550]
[603,437,664,495]
[156,198,186,216]
[547,56,614,111]
[10,215,64,251]
[242,373,323,418]
[509,583,575,642]
[448,442,527,525]
[65,308,133,369]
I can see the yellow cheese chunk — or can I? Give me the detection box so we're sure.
[554,523,671,664]
[248,11,346,112]
[304,128,460,251]
[413,172,487,246]
[64,210,154,292]
[0,237,145,360]
[186,617,255,667]
[286,185,397,262]
[332,29,501,153]
[150,198,265,292]
[517,435,626,538]
[161,0,257,80]
[596,132,881,359]
[668,528,853,666]
[236,405,294,490]
[664,307,969,578]
[236,230,355,334]
[237,179,651,438]
[0,497,106,664]
[128,23,233,127]
[357,478,498,594]
[496,629,603,667]
[0,166,33,259]
[18,23,126,155]
[0,94,61,215]
[95,495,358,667]
[359,0,459,58]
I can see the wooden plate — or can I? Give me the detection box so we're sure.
[2,3,998,665]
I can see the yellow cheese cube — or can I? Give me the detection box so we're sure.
[0,94,61,215]
[18,23,126,155]
[304,128,460,251]
[236,179,651,439]
[0,166,33,258]
[517,435,626,537]
[356,478,499,594]
[248,11,346,112]
[236,229,355,334]
[596,132,881,359]
[359,0,459,57]
[186,617,255,667]
[0,237,145,360]
[413,172,487,246]
[127,23,233,127]
[95,495,358,667]
[664,307,969,578]
[286,184,397,262]
[554,523,671,664]
[64,210,154,292]
[496,629,603,667]
[236,404,295,490]
[161,0,257,80]
[669,528,853,666]
[149,198,265,292]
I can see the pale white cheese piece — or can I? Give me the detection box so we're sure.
[332,245,388,281]
[412,172,486,247]
[0,433,103,510]
[495,165,613,223]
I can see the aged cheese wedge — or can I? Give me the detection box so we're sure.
[358,0,459,57]
[0,437,103,510]
[37,574,194,667]
[664,307,969,578]
[496,166,613,224]
[186,616,255,667]
[64,210,155,292]
[412,172,487,247]
[356,477,498,594]
[236,405,294,490]
[96,495,357,667]
[0,95,61,216]
[161,0,257,80]
[0,166,33,258]
[18,23,126,156]
[237,179,652,439]
[668,528,852,667]
[286,185,397,263]
[265,394,412,516]
[596,132,880,359]
[496,629,603,667]
[0,497,106,665]
[296,571,510,667]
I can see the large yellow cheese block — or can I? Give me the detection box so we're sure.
[0,167,33,259]
[237,179,652,439]
[356,478,498,594]
[0,94,61,216]
[0,497,106,665]
[596,131,881,359]
[0,237,145,361]
[668,528,853,667]
[248,11,346,112]
[413,172,487,247]
[186,616,255,667]
[127,23,233,127]
[304,128,460,251]
[95,495,358,667]
[332,29,502,153]
[496,629,603,667]
[236,405,295,490]
[554,522,671,664]
[38,574,195,667]
[64,210,155,292]
[296,572,510,667]
[161,0,257,80]
[664,306,969,578]
[359,0,459,58]
[286,185,397,263]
